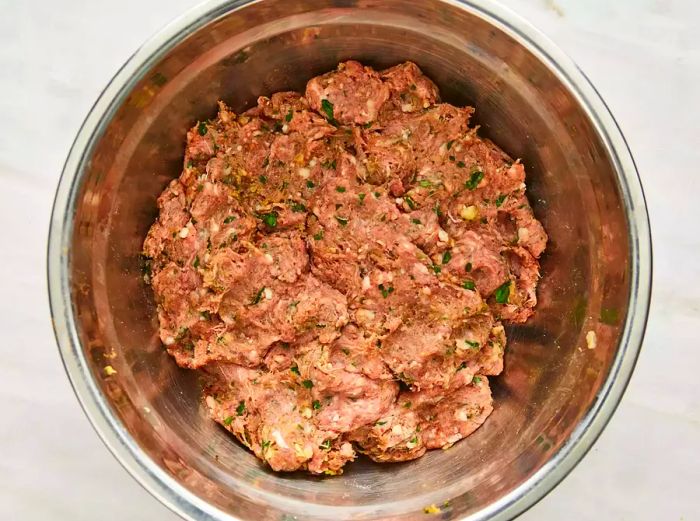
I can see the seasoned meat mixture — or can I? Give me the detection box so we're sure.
[143,61,547,475]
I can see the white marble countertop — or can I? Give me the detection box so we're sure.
[1,0,698,519]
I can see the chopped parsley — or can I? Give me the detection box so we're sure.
[465,169,484,190]
[223,215,236,224]
[431,264,442,274]
[418,179,432,188]
[375,420,387,426]
[457,362,467,371]
[495,194,507,207]
[446,140,455,150]
[260,212,278,228]
[197,122,207,135]
[456,161,466,168]
[465,262,472,272]
[462,280,475,291]
[411,218,422,225]
[336,186,346,193]
[409,435,418,444]
[306,180,315,188]
[404,196,417,210]
[258,175,267,184]
[312,400,321,410]
[313,230,324,240]
[193,255,200,268]
[236,401,246,415]
[223,416,234,426]
[374,191,381,198]
[200,310,211,320]
[322,159,337,170]
[378,284,395,298]
[403,401,412,408]
[261,440,271,450]
[290,364,301,376]
[358,193,366,202]
[442,250,452,265]
[466,340,480,348]
[319,439,331,450]
[302,379,314,389]
[290,202,306,213]
[472,376,482,384]
[335,216,349,226]
[321,99,336,123]
[494,281,511,304]
[285,109,293,122]
[250,287,265,305]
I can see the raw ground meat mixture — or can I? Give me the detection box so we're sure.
[143,61,547,475]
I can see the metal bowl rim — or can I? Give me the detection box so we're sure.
[47,0,652,520]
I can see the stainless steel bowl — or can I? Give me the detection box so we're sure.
[48,0,651,519]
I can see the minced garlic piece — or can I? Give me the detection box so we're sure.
[423,504,441,514]
[103,365,117,376]
[586,330,597,350]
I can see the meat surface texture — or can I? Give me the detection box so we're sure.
[143,61,547,475]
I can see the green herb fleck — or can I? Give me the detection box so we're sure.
[378,284,395,298]
[404,196,417,210]
[374,191,381,198]
[320,439,331,450]
[312,400,321,410]
[358,193,366,202]
[446,140,455,150]
[403,401,412,408]
[193,256,200,268]
[223,416,234,426]
[336,186,346,193]
[472,376,482,384]
[302,379,313,389]
[321,99,335,122]
[495,194,507,207]
[465,262,472,272]
[335,216,349,226]
[466,340,480,348]
[259,175,267,184]
[200,310,211,320]
[285,109,293,122]
[197,122,207,135]
[306,180,315,189]
[251,287,265,305]
[456,161,466,168]
[462,280,475,291]
[291,202,306,213]
[442,250,452,265]
[457,362,467,371]
[412,218,422,225]
[376,420,387,426]
[236,401,245,415]
[465,170,484,190]
[261,440,271,450]
[260,212,278,228]
[418,179,432,188]
[313,230,324,240]
[494,281,511,304]
[290,364,301,376]
[224,215,236,224]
